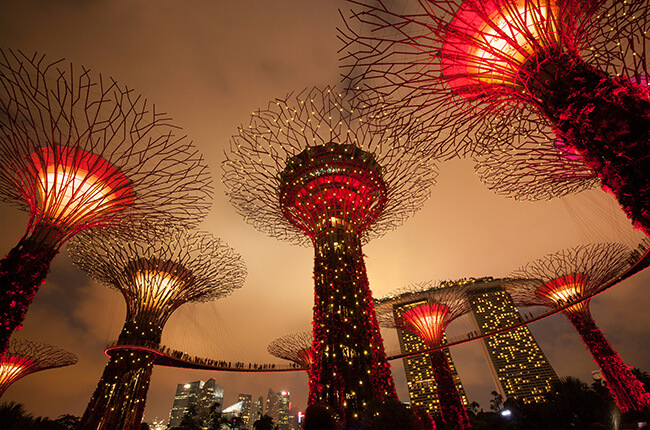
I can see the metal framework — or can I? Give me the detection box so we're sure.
[340,0,650,234]
[474,131,600,201]
[0,338,77,397]
[508,242,650,412]
[223,86,437,424]
[375,279,505,430]
[267,332,313,370]
[67,226,246,430]
[0,49,212,353]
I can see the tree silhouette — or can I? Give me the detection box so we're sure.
[252,414,276,430]
[0,402,80,430]
[489,391,503,412]
[359,399,434,430]
[171,405,201,430]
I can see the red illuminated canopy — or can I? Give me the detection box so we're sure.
[0,355,35,393]
[536,273,590,314]
[278,142,387,240]
[441,0,565,99]
[22,145,134,229]
[296,347,313,369]
[401,303,450,347]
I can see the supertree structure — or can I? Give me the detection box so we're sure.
[268,332,313,370]
[0,338,77,397]
[0,50,212,352]
[340,0,650,235]
[67,226,246,430]
[222,86,436,423]
[507,241,650,412]
[374,280,496,430]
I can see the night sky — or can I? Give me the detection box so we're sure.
[1,0,649,425]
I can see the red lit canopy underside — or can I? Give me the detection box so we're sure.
[296,347,313,369]
[401,303,451,347]
[21,145,134,230]
[278,143,387,240]
[441,0,564,100]
[0,355,35,391]
[536,273,588,311]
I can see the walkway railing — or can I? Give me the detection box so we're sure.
[105,340,307,372]
[107,245,650,367]
[384,244,650,360]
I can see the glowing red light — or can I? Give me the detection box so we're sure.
[401,303,450,347]
[296,347,313,368]
[537,273,589,313]
[23,146,134,229]
[568,312,650,412]
[554,137,583,162]
[442,0,561,98]
[279,143,387,240]
[0,355,34,392]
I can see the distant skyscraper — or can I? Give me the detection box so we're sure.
[468,287,558,403]
[396,321,468,417]
[239,394,253,429]
[277,391,290,430]
[264,388,290,429]
[251,396,264,423]
[288,406,302,430]
[266,388,279,422]
[198,379,224,422]
[170,381,203,428]
[169,379,224,428]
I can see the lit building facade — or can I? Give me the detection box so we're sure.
[278,391,290,430]
[222,401,243,422]
[198,379,224,422]
[468,287,558,403]
[264,388,290,429]
[251,396,264,423]
[149,419,167,430]
[169,381,203,428]
[396,324,467,417]
[169,379,224,428]
[238,393,253,429]
[265,388,279,422]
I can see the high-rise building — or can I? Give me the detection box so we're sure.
[238,394,253,429]
[265,388,279,422]
[395,301,468,417]
[277,391,290,430]
[264,388,290,429]
[168,379,224,428]
[288,407,303,430]
[468,286,558,403]
[251,396,264,424]
[170,381,203,428]
[198,379,224,422]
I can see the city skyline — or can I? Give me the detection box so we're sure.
[1,0,650,424]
